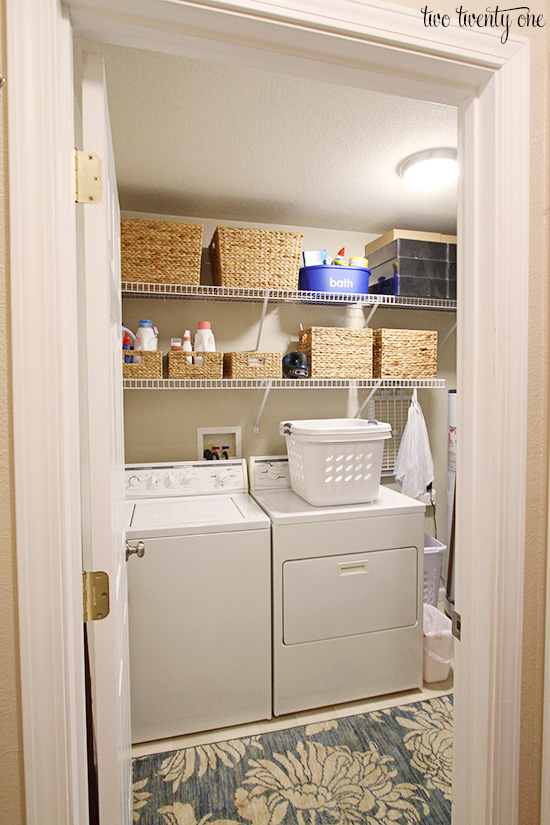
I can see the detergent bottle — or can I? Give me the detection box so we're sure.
[193,322,216,366]
[134,320,158,351]
[134,320,158,364]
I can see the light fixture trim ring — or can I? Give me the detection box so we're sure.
[397,147,458,179]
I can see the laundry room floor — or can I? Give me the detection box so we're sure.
[132,671,453,757]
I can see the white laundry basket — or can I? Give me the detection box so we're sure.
[280,418,392,506]
[423,534,447,606]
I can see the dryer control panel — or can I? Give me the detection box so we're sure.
[249,456,291,490]
[125,459,248,497]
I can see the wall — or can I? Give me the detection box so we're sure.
[0,0,26,821]
[122,213,456,542]
[386,0,549,820]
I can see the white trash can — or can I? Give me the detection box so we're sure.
[423,603,453,683]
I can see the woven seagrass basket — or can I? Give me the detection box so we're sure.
[121,218,203,284]
[373,328,438,378]
[122,350,163,380]
[298,327,373,379]
[209,226,303,290]
[223,352,282,379]
[167,351,223,380]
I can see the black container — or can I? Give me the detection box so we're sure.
[367,238,453,269]
[370,257,450,282]
[370,274,456,300]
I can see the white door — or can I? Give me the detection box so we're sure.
[79,51,132,825]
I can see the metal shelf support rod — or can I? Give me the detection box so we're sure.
[255,291,270,352]
[364,304,379,327]
[438,321,457,349]
[354,379,383,419]
[253,379,273,433]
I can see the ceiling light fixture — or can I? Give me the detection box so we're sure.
[398,148,458,191]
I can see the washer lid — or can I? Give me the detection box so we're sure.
[126,492,269,538]
[251,484,424,525]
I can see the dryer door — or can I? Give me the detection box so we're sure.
[283,547,417,645]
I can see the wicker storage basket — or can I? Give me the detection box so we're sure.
[122,351,163,380]
[373,328,438,378]
[223,352,282,379]
[167,351,223,380]
[121,218,203,285]
[209,226,303,290]
[298,327,373,379]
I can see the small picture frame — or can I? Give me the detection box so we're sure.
[197,426,242,461]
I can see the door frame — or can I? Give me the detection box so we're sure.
[7,1,530,824]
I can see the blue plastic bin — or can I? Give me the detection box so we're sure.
[298,265,370,295]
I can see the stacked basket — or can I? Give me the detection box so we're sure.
[373,328,438,379]
[121,218,203,285]
[209,226,303,291]
[298,327,373,379]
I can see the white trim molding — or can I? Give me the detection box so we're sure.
[9,0,530,823]
[6,1,89,824]
[454,40,530,825]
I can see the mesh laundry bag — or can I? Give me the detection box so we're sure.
[394,389,434,499]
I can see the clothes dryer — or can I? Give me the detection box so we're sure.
[125,459,271,743]
[250,456,425,716]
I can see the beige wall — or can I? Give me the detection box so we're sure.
[519,10,550,823]
[0,0,26,822]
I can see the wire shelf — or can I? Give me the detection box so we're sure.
[121,282,457,312]
[123,377,447,390]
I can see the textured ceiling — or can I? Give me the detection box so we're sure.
[82,43,458,235]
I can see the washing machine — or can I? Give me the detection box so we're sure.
[250,456,425,716]
[125,459,271,743]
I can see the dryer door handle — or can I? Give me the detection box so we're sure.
[126,540,145,562]
[338,560,368,576]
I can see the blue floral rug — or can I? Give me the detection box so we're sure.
[132,695,452,824]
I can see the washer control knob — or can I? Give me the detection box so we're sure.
[216,470,229,485]
[166,473,178,487]
[149,474,160,488]
[128,475,140,488]
[266,466,281,480]
[180,474,192,485]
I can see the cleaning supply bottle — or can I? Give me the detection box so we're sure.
[134,320,158,365]
[183,329,193,364]
[123,331,132,363]
[122,324,136,347]
[134,320,158,351]
[193,321,215,366]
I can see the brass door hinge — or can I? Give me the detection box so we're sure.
[74,149,102,204]
[83,571,110,622]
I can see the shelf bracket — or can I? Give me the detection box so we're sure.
[364,304,379,327]
[255,291,270,352]
[354,379,383,418]
[438,321,457,350]
[253,379,273,433]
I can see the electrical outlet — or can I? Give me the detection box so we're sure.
[418,488,436,505]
